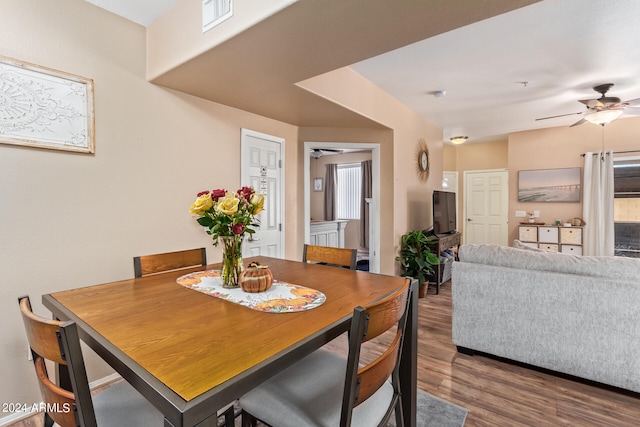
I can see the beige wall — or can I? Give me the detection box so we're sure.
[450,139,509,171]
[0,0,300,414]
[1,0,441,413]
[300,69,444,273]
[446,122,640,246]
[507,117,640,244]
[147,0,296,79]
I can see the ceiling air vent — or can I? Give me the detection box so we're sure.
[202,0,233,33]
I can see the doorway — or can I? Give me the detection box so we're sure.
[304,141,381,273]
[463,169,509,245]
[241,129,284,258]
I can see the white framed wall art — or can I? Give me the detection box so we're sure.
[0,55,95,153]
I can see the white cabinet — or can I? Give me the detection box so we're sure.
[309,220,349,248]
[517,225,583,255]
[561,245,583,255]
[539,227,559,243]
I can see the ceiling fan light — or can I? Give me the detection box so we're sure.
[450,136,468,145]
[584,109,623,125]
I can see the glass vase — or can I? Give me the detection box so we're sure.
[220,235,244,288]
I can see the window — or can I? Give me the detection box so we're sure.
[202,0,233,33]
[336,163,361,220]
[613,156,640,258]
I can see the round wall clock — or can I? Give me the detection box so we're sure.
[416,138,429,181]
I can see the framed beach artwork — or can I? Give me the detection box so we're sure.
[518,167,581,202]
[0,56,94,153]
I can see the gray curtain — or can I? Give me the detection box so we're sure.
[324,163,337,221]
[360,160,372,248]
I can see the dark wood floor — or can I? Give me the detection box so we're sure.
[431,284,639,425]
[12,281,640,427]
[349,282,640,426]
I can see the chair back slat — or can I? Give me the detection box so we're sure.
[35,357,77,427]
[134,247,207,277]
[340,278,412,427]
[362,288,408,341]
[354,330,402,405]
[19,298,66,365]
[303,244,357,270]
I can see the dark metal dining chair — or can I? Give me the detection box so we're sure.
[302,244,358,270]
[18,295,165,427]
[239,278,414,427]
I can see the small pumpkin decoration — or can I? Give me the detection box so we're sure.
[239,262,273,293]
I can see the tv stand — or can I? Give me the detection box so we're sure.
[428,231,461,294]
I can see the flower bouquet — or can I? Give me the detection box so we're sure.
[190,186,265,287]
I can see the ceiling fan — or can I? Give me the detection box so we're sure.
[310,148,343,158]
[536,83,640,127]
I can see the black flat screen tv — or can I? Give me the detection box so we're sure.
[432,190,457,234]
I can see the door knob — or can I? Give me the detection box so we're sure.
[467,218,473,222]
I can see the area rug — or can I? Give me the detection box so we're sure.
[388,389,468,427]
[223,388,467,427]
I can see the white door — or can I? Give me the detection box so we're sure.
[464,169,508,245]
[241,129,284,258]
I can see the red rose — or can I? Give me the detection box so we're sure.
[211,189,226,201]
[196,190,210,197]
[237,186,253,201]
[232,223,244,235]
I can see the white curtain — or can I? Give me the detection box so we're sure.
[582,151,615,256]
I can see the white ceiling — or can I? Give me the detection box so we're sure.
[352,0,640,142]
[86,0,640,143]
[85,0,177,26]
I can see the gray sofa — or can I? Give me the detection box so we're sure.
[452,243,640,393]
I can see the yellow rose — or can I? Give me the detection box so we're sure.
[216,194,240,215]
[250,192,265,215]
[189,193,213,216]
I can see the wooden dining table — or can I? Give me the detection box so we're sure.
[42,256,417,427]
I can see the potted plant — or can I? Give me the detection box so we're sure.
[395,230,440,298]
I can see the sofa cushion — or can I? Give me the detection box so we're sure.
[458,243,640,282]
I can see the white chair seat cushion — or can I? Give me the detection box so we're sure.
[239,349,394,427]
[93,380,165,426]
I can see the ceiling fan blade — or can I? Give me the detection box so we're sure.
[624,97,640,106]
[579,99,603,108]
[570,118,587,127]
[535,112,583,121]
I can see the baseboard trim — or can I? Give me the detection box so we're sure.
[456,346,476,356]
[89,372,122,390]
[455,347,640,398]
[0,411,32,427]
[0,373,123,426]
